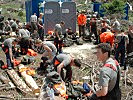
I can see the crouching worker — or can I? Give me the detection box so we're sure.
[87,43,121,100]
[53,53,81,82]
[65,27,77,40]
[20,37,30,55]
[34,39,57,60]
[2,38,19,69]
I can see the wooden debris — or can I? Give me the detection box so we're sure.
[0,73,15,88]
[125,89,133,100]
[0,86,16,91]
[0,95,14,99]
[126,77,133,86]
[6,69,32,93]
[18,64,40,96]
[0,74,10,84]
[0,84,8,87]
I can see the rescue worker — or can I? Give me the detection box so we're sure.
[2,38,19,69]
[38,13,44,41]
[11,19,19,32]
[18,25,30,55]
[89,15,99,44]
[88,43,121,100]
[54,21,65,54]
[103,16,111,26]
[100,19,111,33]
[30,13,38,34]
[18,25,30,38]
[127,24,133,54]
[86,14,91,33]
[3,20,12,35]
[34,39,57,60]
[112,18,120,35]
[77,10,87,37]
[53,53,81,82]
[100,31,114,47]
[115,29,129,70]
[65,27,77,40]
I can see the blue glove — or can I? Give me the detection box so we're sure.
[87,93,98,100]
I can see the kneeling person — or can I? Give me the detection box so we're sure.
[34,39,57,60]
[53,53,81,82]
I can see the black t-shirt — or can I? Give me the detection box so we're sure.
[90,19,97,31]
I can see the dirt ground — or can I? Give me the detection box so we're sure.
[0,43,133,100]
[63,43,133,100]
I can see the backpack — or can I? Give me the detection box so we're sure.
[76,38,83,45]
[21,55,35,65]
[63,38,74,47]
[46,71,62,84]
[66,82,81,98]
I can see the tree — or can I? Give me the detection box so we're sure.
[100,0,126,17]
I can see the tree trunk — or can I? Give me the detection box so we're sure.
[0,73,15,88]
[6,69,32,93]
[18,64,40,96]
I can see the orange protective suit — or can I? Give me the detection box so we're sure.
[77,14,87,25]
[100,32,114,46]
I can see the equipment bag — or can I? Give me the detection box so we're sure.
[76,38,83,45]
[66,82,81,98]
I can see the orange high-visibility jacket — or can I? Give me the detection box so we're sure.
[100,32,114,46]
[77,14,87,25]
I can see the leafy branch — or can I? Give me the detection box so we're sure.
[100,0,126,17]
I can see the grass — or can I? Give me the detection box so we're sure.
[0,2,26,22]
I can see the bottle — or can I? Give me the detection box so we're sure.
[46,86,55,100]
[50,88,55,100]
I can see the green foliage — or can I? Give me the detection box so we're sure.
[18,10,24,17]
[76,0,94,12]
[101,0,126,16]
[128,10,133,21]
[77,4,90,11]
[0,2,26,22]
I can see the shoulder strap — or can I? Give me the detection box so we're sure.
[104,64,116,71]
[104,59,119,72]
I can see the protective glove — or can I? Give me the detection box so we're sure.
[87,93,98,100]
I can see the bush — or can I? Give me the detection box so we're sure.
[100,0,126,16]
